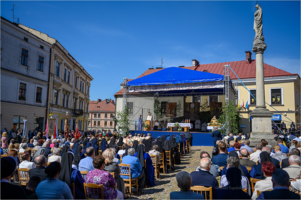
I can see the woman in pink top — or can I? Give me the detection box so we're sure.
[2,132,8,148]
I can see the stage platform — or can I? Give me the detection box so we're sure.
[129,130,213,146]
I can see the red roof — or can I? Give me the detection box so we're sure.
[114,59,298,96]
[89,100,115,112]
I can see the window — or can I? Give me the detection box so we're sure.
[21,49,28,66]
[104,121,107,126]
[209,95,218,103]
[61,119,64,131]
[110,121,113,127]
[79,80,82,91]
[193,96,200,103]
[94,121,96,126]
[98,114,100,118]
[105,113,107,118]
[73,98,77,109]
[40,45,44,49]
[98,121,100,126]
[87,86,90,95]
[271,89,282,105]
[94,114,97,118]
[37,56,44,72]
[75,77,78,89]
[54,89,58,105]
[13,116,25,130]
[62,94,66,107]
[19,83,27,101]
[110,114,113,118]
[34,117,44,130]
[161,102,167,114]
[64,68,67,82]
[55,61,60,77]
[127,102,133,115]
[82,82,85,92]
[250,90,256,105]
[87,103,89,112]
[166,102,177,117]
[36,87,42,103]
[66,94,69,108]
[24,37,28,42]
[67,71,70,84]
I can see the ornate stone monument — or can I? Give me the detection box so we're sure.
[250,4,276,147]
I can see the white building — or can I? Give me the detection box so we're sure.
[1,17,52,131]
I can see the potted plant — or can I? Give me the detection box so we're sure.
[174,122,181,131]
[143,124,149,131]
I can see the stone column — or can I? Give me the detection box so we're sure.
[249,4,276,147]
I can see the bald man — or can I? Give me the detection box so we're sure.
[239,149,256,168]
[29,155,47,181]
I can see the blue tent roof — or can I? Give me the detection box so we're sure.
[127,67,224,86]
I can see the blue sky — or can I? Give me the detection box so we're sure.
[2,1,300,100]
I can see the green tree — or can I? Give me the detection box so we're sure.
[153,98,161,120]
[116,106,130,134]
[218,100,242,134]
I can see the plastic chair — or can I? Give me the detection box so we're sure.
[18,168,30,186]
[191,186,212,200]
[119,163,138,196]
[83,183,104,199]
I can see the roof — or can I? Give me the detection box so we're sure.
[89,100,115,112]
[115,59,298,96]
[127,67,224,86]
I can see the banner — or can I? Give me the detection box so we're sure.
[22,119,28,139]
[48,118,56,137]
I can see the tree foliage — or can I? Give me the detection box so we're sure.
[218,100,242,134]
[116,106,130,134]
[153,98,161,121]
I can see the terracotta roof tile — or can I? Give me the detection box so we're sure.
[89,100,115,112]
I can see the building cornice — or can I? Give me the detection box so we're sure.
[1,68,49,83]
[233,75,299,85]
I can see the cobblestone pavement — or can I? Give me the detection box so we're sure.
[129,146,213,200]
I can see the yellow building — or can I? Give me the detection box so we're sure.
[19,25,93,132]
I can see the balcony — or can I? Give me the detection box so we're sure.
[73,109,83,116]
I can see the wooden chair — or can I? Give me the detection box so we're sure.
[32,149,38,156]
[119,163,138,197]
[257,190,272,197]
[191,186,212,200]
[72,182,75,198]
[246,167,252,173]
[83,183,104,199]
[242,188,247,193]
[165,151,172,170]
[80,144,83,147]
[18,168,30,186]
[287,153,290,157]
[98,150,102,156]
[178,143,182,158]
[18,152,23,160]
[47,163,50,166]
[110,172,115,179]
[159,152,165,174]
[185,141,190,153]
[1,155,8,158]
[250,178,260,192]
[215,176,221,187]
[80,171,89,180]
[150,154,160,179]
[220,166,224,171]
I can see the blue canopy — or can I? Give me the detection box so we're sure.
[127,67,224,86]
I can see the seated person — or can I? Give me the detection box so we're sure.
[27,139,34,148]
[121,148,145,195]
[222,151,248,177]
[227,133,234,144]
[170,171,204,199]
[240,149,256,168]
[233,142,241,157]
[283,155,301,180]
[19,152,36,169]
[251,161,275,199]
[281,148,300,168]
[227,141,235,152]
[275,138,289,153]
[1,156,27,199]
[78,147,95,171]
[35,162,73,199]
[29,155,48,181]
[103,148,127,198]
[196,151,220,177]
[235,133,242,142]
[85,155,123,199]
[149,145,161,164]
[271,145,288,163]
[48,147,61,164]
[250,143,262,163]
[117,144,127,156]
[212,141,228,167]
[240,140,254,153]
[216,167,250,199]
[220,157,250,195]
[191,158,219,198]
[24,176,41,199]
[257,169,300,199]
[262,147,280,168]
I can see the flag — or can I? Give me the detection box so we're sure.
[45,119,49,138]
[242,101,244,108]
[22,119,28,139]
[75,122,80,139]
[237,101,240,108]
[246,101,249,110]
[54,120,57,139]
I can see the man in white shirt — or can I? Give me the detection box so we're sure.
[249,143,262,163]
[283,155,301,180]
[149,145,161,164]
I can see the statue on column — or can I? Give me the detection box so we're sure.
[252,3,267,53]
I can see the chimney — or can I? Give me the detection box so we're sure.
[192,59,199,67]
[98,99,101,102]
[111,100,114,103]
[178,65,185,68]
[245,51,252,63]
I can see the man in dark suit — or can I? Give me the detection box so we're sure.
[212,142,228,167]
[262,147,280,168]
[227,133,234,144]
[239,148,256,167]
[282,148,300,168]
[191,157,219,199]
[257,169,300,199]
[29,155,47,181]
[211,127,222,147]
[235,133,242,142]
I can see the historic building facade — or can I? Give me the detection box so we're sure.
[19,24,93,132]
[88,99,116,132]
[1,17,52,131]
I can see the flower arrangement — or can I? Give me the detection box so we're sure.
[143,124,149,128]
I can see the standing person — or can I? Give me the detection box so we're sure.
[281,122,287,133]
[212,127,222,147]
[290,122,296,132]
[1,132,8,154]
[138,115,142,131]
